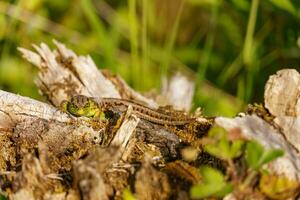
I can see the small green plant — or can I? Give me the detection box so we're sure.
[190,126,286,199]
[245,140,284,171]
[238,140,284,194]
[204,126,245,160]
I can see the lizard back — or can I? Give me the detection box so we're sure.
[94,97,194,125]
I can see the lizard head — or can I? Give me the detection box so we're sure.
[61,95,105,119]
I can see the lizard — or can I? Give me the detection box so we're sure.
[61,95,200,126]
[61,95,214,146]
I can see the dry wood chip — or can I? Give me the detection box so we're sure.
[161,72,195,111]
[264,69,300,117]
[264,69,300,153]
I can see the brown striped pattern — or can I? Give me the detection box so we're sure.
[71,95,194,125]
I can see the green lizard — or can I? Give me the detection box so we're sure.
[61,95,213,145]
[61,95,199,125]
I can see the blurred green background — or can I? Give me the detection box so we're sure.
[0,0,300,116]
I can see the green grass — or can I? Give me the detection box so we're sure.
[161,0,185,77]
[0,0,300,116]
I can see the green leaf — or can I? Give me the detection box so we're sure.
[204,135,244,160]
[268,0,296,14]
[230,140,245,157]
[259,149,284,167]
[214,184,234,197]
[246,140,284,170]
[208,126,227,138]
[245,140,264,169]
[204,142,232,160]
[190,167,233,199]
[201,166,224,184]
[204,143,222,158]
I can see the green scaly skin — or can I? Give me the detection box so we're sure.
[61,99,106,120]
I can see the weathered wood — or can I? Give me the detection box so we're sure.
[1,41,300,199]
[161,72,195,111]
